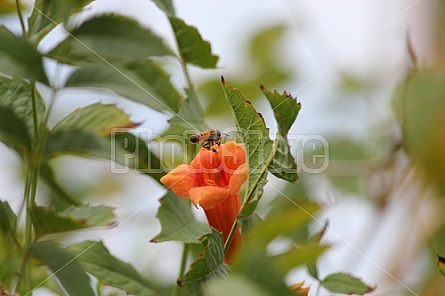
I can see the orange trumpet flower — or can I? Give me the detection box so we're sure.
[160,141,247,263]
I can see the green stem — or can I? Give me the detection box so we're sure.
[15,80,43,295]
[31,82,40,142]
[172,244,189,296]
[15,0,27,36]
[14,168,34,294]
[223,219,238,255]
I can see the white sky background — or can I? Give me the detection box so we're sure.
[0,0,436,295]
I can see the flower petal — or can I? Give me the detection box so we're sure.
[189,186,229,210]
[160,165,196,197]
[229,163,247,194]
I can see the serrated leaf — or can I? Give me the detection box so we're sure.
[0,106,31,155]
[31,204,115,238]
[67,241,157,296]
[53,103,137,136]
[438,255,445,277]
[261,86,300,183]
[0,76,46,138]
[65,61,181,113]
[48,14,173,64]
[222,77,274,216]
[268,134,298,182]
[151,191,210,243]
[152,0,175,14]
[322,272,375,295]
[28,0,94,45]
[0,201,17,235]
[169,16,218,69]
[31,241,95,296]
[179,230,228,296]
[261,86,300,136]
[0,26,49,84]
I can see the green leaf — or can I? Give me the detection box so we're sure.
[31,204,115,238]
[48,14,173,64]
[268,134,298,182]
[322,272,375,295]
[232,248,296,296]
[205,274,274,296]
[0,106,31,155]
[261,86,300,136]
[393,69,445,192]
[44,129,113,160]
[0,201,17,235]
[169,16,218,68]
[261,86,300,183]
[40,164,81,209]
[0,26,49,84]
[113,132,165,182]
[438,255,445,277]
[152,0,175,14]
[222,77,274,216]
[151,191,210,243]
[0,0,16,15]
[179,230,228,296]
[167,87,209,132]
[242,202,319,248]
[44,129,165,181]
[65,61,181,113]
[28,0,94,45]
[53,103,137,136]
[0,76,46,138]
[272,244,327,273]
[31,241,95,296]
[306,222,329,280]
[67,241,157,296]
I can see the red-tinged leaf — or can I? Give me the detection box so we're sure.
[322,272,375,295]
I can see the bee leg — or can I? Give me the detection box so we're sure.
[202,142,211,150]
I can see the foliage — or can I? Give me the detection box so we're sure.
[1,0,443,295]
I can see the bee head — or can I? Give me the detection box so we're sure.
[190,135,200,143]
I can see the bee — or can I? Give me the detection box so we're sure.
[190,130,222,153]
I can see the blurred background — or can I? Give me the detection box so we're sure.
[1,0,444,295]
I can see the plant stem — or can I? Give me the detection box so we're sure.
[223,218,238,256]
[15,0,27,36]
[31,82,40,142]
[15,80,43,295]
[172,243,189,296]
[14,168,34,294]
